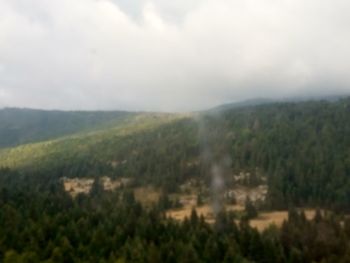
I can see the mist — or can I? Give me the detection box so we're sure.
[1,0,350,111]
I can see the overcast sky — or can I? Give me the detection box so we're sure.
[1,0,350,111]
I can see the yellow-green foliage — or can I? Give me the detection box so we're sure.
[0,113,189,170]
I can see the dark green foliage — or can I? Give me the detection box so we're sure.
[1,168,350,262]
[197,193,204,206]
[244,197,258,220]
[207,98,350,211]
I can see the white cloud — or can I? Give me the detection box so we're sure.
[0,0,350,111]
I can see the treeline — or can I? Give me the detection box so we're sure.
[217,99,350,210]
[2,168,350,262]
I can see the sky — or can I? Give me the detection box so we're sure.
[0,0,350,112]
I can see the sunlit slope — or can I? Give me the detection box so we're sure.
[0,113,199,185]
[0,108,135,148]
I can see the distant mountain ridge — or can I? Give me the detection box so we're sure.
[208,95,346,112]
[0,95,346,148]
[209,98,275,112]
[0,108,135,148]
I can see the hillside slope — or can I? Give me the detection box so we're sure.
[0,108,134,148]
[0,112,198,188]
[1,98,350,210]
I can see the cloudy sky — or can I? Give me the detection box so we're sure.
[0,0,350,111]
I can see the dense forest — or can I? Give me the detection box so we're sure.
[1,167,350,262]
[1,98,350,262]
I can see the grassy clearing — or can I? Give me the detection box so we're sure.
[249,209,316,231]
[167,204,246,224]
[134,186,161,207]
[166,193,245,223]
[167,205,215,222]
[167,202,318,232]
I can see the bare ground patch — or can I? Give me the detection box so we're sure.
[101,176,131,191]
[167,201,318,232]
[62,176,130,197]
[166,193,245,223]
[134,186,161,207]
[62,178,94,198]
[250,209,317,231]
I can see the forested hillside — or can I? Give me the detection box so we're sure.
[0,112,194,187]
[2,98,350,262]
[1,98,350,210]
[0,108,134,148]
